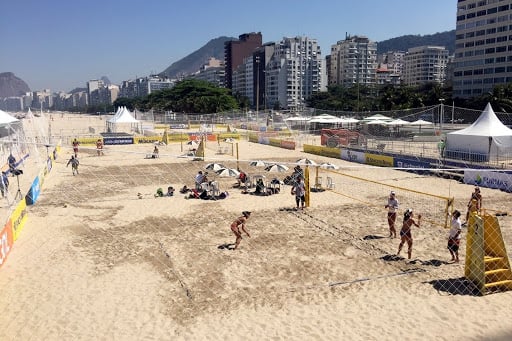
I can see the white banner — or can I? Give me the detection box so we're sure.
[341,149,365,164]
[464,169,512,192]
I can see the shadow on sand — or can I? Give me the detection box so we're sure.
[217,243,235,250]
[426,277,481,296]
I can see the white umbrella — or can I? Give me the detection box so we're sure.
[386,119,411,126]
[363,113,392,121]
[410,119,433,125]
[265,164,289,173]
[320,162,339,170]
[366,120,387,125]
[206,163,226,171]
[187,140,199,146]
[296,158,317,166]
[410,119,433,133]
[215,168,240,177]
[249,160,267,167]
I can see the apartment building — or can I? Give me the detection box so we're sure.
[453,0,512,98]
[403,46,449,86]
[265,36,322,112]
[224,32,262,90]
[119,76,174,99]
[191,57,225,87]
[328,35,378,87]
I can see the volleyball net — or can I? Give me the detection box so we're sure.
[309,166,454,229]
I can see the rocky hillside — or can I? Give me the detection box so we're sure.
[0,72,30,98]
[377,30,455,54]
[159,36,235,79]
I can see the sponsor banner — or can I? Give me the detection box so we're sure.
[103,137,134,145]
[46,156,52,173]
[26,176,41,205]
[341,149,365,163]
[365,153,394,167]
[280,140,296,150]
[188,133,216,142]
[258,136,270,145]
[304,145,341,159]
[12,199,28,241]
[76,137,100,145]
[134,136,161,144]
[394,157,430,174]
[464,169,512,192]
[0,220,13,267]
[268,138,281,148]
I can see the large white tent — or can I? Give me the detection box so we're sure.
[106,106,140,133]
[445,103,512,160]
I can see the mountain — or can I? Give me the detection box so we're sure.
[159,36,235,79]
[0,72,31,98]
[101,76,112,86]
[377,30,455,54]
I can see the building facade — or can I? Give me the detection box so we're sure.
[453,0,512,98]
[328,35,378,87]
[191,57,225,87]
[265,36,322,112]
[403,46,449,86]
[224,32,262,89]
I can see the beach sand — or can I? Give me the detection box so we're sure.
[0,115,511,340]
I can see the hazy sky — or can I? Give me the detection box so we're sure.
[1,0,456,92]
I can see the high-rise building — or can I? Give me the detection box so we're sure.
[403,46,449,86]
[265,36,322,112]
[191,57,225,87]
[328,35,378,87]
[453,0,512,98]
[224,32,262,89]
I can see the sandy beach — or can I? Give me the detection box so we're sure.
[0,114,511,340]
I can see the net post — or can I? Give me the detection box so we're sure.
[305,166,310,208]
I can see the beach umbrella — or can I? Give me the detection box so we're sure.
[320,162,339,170]
[249,160,267,167]
[215,168,240,177]
[386,119,411,126]
[264,164,289,173]
[205,163,225,171]
[410,119,433,133]
[296,158,317,166]
[365,120,387,125]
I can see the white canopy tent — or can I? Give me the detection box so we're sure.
[106,106,141,133]
[445,103,512,160]
[0,109,26,157]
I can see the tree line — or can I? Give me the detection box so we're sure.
[110,78,512,116]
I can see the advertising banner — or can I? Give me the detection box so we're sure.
[25,176,41,205]
[464,169,512,192]
[280,140,296,150]
[394,157,430,174]
[341,149,365,163]
[12,199,28,241]
[0,220,13,267]
[103,137,134,145]
[365,153,394,167]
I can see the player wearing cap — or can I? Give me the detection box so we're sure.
[385,191,399,238]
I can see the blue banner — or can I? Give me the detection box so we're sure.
[103,137,134,145]
[394,157,430,174]
[25,176,41,205]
